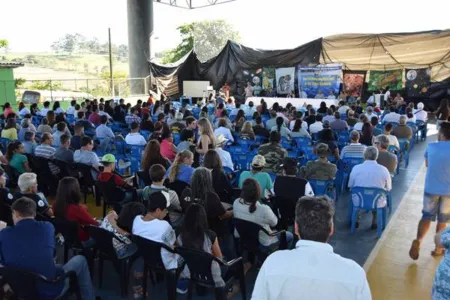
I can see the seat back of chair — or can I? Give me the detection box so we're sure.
[76,163,96,186]
[176,247,217,286]
[96,179,126,203]
[131,235,170,270]
[166,180,190,199]
[0,137,11,151]
[51,218,82,249]
[398,138,409,152]
[0,266,40,299]
[350,187,387,210]
[114,140,127,156]
[388,145,399,154]
[340,157,364,174]
[53,159,77,178]
[32,156,53,176]
[309,179,335,197]
[172,133,181,146]
[86,226,118,259]
[294,137,312,148]
[140,130,151,141]
[233,218,263,252]
[137,170,152,188]
[127,144,145,173]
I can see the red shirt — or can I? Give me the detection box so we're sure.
[88,112,101,126]
[97,172,125,187]
[141,107,150,116]
[65,204,98,241]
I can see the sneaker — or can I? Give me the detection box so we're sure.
[176,279,188,294]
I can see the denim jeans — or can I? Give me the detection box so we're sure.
[260,231,295,251]
[60,255,95,300]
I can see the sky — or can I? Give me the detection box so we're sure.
[1,0,449,54]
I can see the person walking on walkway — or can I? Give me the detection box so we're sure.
[410,122,450,260]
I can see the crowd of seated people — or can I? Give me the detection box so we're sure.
[0,94,434,299]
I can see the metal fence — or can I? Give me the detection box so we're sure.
[0,76,151,102]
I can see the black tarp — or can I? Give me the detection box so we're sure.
[150,39,323,96]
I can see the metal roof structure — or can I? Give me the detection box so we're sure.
[154,0,236,9]
[0,61,24,68]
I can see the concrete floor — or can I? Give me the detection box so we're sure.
[73,126,436,299]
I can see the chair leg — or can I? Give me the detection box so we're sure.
[350,208,358,234]
[214,286,227,300]
[187,280,194,300]
[141,265,149,299]
[165,270,177,300]
[239,261,247,300]
[98,257,104,288]
[377,209,383,237]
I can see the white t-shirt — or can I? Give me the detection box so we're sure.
[132,216,178,269]
[19,108,31,116]
[40,108,50,117]
[125,133,146,146]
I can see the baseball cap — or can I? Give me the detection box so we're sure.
[148,191,170,212]
[101,154,116,163]
[323,120,330,129]
[251,155,266,168]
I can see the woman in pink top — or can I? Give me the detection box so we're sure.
[215,103,224,118]
[3,103,17,118]
[160,131,177,161]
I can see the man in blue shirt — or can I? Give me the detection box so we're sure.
[410,122,450,260]
[0,197,96,299]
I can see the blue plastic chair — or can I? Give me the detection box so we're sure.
[223,167,241,187]
[294,137,312,148]
[267,173,277,183]
[309,179,338,202]
[398,138,410,169]
[0,137,11,150]
[233,154,251,171]
[255,135,268,145]
[235,138,257,152]
[281,137,293,150]
[338,157,364,194]
[172,133,181,146]
[349,187,388,237]
[126,144,145,174]
[140,130,151,141]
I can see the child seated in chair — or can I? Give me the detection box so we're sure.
[97,154,142,205]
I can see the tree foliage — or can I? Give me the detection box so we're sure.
[161,20,240,64]
[51,33,128,59]
[0,40,8,48]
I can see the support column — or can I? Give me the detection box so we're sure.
[127,0,154,95]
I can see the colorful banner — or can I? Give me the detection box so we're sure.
[241,68,263,96]
[262,67,276,94]
[368,70,403,91]
[343,72,366,97]
[298,64,342,99]
[405,68,431,97]
[275,67,295,95]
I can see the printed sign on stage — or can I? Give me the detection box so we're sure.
[275,67,295,95]
[368,69,403,91]
[241,68,263,96]
[262,67,276,95]
[343,72,366,97]
[405,68,431,97]
[298,64,342,99]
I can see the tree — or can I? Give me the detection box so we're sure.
[51,33,86,55]
[161,20,240,64]
[0,40,7,49]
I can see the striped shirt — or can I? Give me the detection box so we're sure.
[35,144,60,174]
[125,114,141,125]
[341,143,367,158]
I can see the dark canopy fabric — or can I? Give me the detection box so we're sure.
[150,39,322,95]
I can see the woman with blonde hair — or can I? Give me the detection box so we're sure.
[196,118,216,165]
[239,121,256,140]
[166,150,195,184]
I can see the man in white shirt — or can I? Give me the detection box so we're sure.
[327,91,336,100]
[244,82,254,99]
[382,107,400,124]
[215,134,234,170]
[252,195,371,300]
[132,191,178,270]
[348,146,392,229]
[125,122,146,146]
[98,104,113,120]
[337,101,350,115]
[365,106,376,121]
[315,90,325,99]
[383,123,400,149]
[289,111,307,130]
[309,115,324,134]
[214,118,234,143]
[66,100,77,115]
[414,102,428,122]
[39,101,51,117]
[384,87,391,104]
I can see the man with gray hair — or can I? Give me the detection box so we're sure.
[16,172,53,217]
[375,135,397,174]
[392,115,413,140]
[348,146,392,229]
[340,131,367,158]
[415,102,428,123]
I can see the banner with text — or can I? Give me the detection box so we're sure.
[343,71,366,97]
[405,68,431,97]
[298,64,342,98]
[368,69,403,91]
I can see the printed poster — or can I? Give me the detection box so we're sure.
[262,67,276,94]
[343,72,366,97]
[298,64,342,98]
[368,70,403,92]
[241,68,263,96]
[405,68,431,97]
[276,67,295,95]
